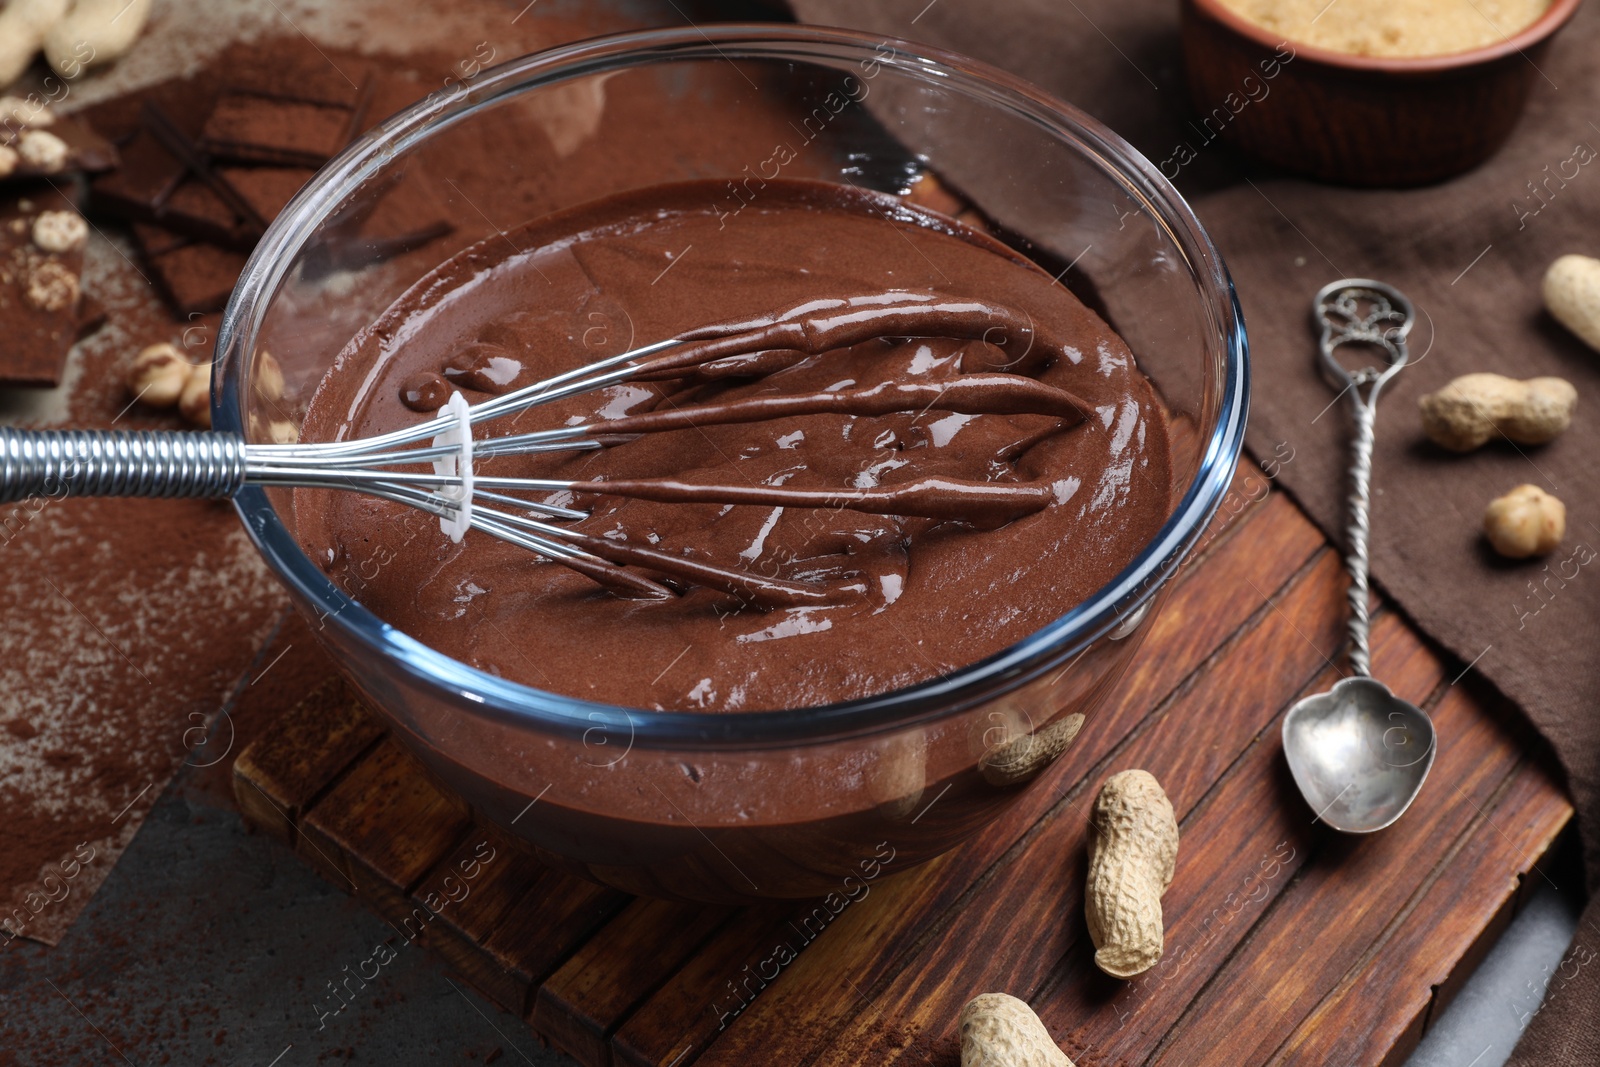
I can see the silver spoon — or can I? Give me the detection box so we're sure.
[1282,279,1437,833]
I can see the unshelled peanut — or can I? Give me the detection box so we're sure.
[979,713,1084,787]
[42,0,153,77]
[1544,254,1600,354]
[1085,769,1178,979]
[0,0,67,87]
[958,993,1075,1067]
[1418,373,1575,452]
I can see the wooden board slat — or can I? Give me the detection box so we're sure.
[535,899,737,1065]
[610,905,802,1067]
[230,675,385,844]
[230,475,1572,1067]
[412,824,549,943]
[1269,763,1572,1067]
[483,873,634,1018]
[299,736,472,905]
[400,824,554,1010]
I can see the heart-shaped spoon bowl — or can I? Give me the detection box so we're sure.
[1282,676,1437,833]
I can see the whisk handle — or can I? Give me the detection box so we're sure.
[0,427,247,505]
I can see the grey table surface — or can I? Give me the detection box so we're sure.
[0,764,1586,1066]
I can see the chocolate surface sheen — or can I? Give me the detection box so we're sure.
[298,179,1174,712]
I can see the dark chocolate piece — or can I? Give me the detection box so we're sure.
[75,293,107,340]
[131,223,247,316]
[130,221,190,258]
[89,69,367,255]
[90,129,259,250]
[222,166,316,225]
[87,58,435,323]
[87,86,260,252]
[140,102,268,234]
[200,94,352,167]
[199,72,376,167]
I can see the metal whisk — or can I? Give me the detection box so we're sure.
[0,292,1087,605]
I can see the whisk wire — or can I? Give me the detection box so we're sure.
[1,292,1082,606]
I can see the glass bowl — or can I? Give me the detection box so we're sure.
[214,24,1248,903]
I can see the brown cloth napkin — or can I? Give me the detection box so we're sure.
[788,0,1600,1058]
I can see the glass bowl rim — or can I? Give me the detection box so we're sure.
[214,22,1250,750]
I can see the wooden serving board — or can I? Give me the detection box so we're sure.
[232,464,1571,1067]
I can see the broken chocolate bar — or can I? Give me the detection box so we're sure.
[90,124,260,250]
[0,99,118,184]
[90,86,360,251]
[0,110,117,183]
[140,102,269,233]
[83,60,446,321]
[0,187,87,387]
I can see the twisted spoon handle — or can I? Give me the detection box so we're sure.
[0,427,247,505]
[1343,391,1377,677]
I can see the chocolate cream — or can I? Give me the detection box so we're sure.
[298,179,1174,712]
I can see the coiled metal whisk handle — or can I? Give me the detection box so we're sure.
[0,427,247,505]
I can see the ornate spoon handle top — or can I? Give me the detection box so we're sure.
[1311,279,1416,678]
